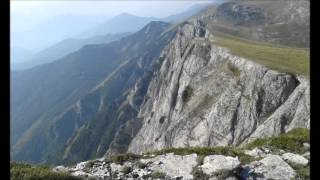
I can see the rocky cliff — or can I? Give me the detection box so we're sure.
[128,19,309,154]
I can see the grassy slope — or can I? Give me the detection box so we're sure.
[10,162,81,180]
[214,33,309,77]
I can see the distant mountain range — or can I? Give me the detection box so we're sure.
[79,3,206,38]
[11,21,176,164]
[11,33,130,70]
[11,3,208,70]
[11,14,108,51]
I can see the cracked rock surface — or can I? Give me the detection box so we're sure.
[128,20,309,154]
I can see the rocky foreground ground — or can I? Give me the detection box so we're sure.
[10,129,309,180]
[54,141,310,179]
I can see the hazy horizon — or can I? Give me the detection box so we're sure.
[11,0,220,66]
[11,1,215,33]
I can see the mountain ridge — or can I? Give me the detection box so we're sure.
[11,21,176,164]
[11,33,130,70]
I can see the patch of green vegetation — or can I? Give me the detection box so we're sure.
[136,161,147,169]
[150,171,166,179]
[109,153,142,164]
[192,167,209,180]
[145,146,255,164]
[85,160,96,169]
[227,63,241,77]
[10,162,81,180]
[215,35,309,77]
[121,166,133,174]
[289,163,310,180]
[197,155,205,165]
[245,128,309,154]
[213,169,237,179]
[182,85,194,103]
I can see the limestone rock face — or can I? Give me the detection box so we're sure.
[240,155,296,180]
[200,155,240,175]
[128,20,310,154]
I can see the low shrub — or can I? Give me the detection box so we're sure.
[136,161,147,169]
[289,162,310,180]
[121,166,132,174]
[228,63,241,77]
[85,160,96,168]
[142,171,166,179]
[192,168,209,180]
[110,153,141,164]
[213,169,237,179]
[150,171,166,179]
[10,162,81,180]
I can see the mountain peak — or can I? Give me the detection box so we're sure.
[145,21,170,27]
[113,12,142,19]
[141,21,170,33]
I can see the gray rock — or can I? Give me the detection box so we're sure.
[140,153,198,179]
[52,165,68,172]
[303,142,310,149]
[110,163,123,173]
[71,170,91,177]
[302,151,310,159]
[74,161,88,171]
[200,155,240,175]
[282,152,309,166]
[244,148,267,158]
[240,154,296,180]
[279,149,286,154]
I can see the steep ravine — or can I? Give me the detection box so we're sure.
[128,21,309,154]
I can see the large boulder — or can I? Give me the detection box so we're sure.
[282,152,309,166]
[200,155,241,175]
[240,154,296,180]
[140,153,198,179]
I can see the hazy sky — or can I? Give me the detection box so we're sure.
[11,0,214,32]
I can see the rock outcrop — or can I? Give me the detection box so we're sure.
[200,155,241,175]
[240,155,296,180]
[128,20,309,154]
[140,153,198,179]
